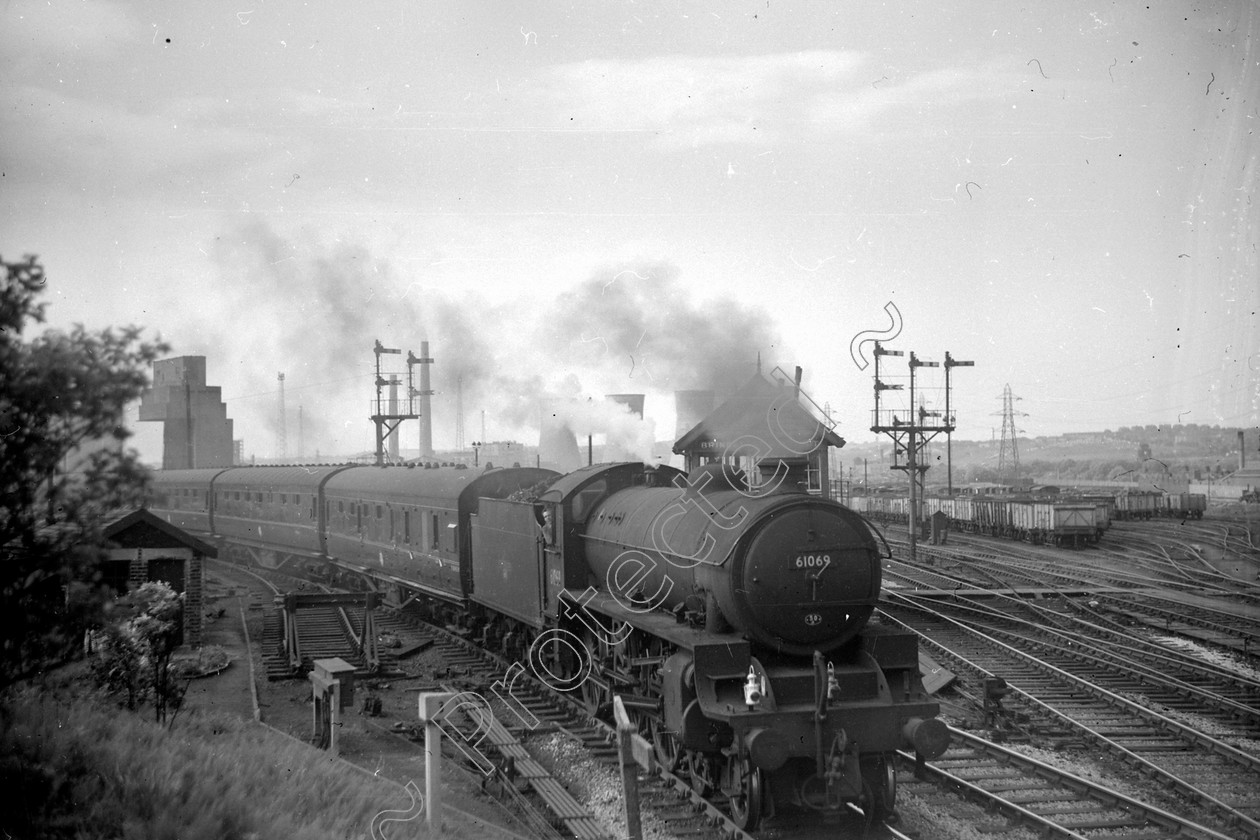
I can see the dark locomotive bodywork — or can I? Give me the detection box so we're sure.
[581,467,881,655]
[149,460,946,827]
[530,463,944,822]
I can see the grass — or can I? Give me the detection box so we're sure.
[1,689,433,840]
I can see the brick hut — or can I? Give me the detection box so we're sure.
[101,508,217,647]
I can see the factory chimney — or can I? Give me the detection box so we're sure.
[388,377,401,461]
[674,390,715,444]
[1241,430,1247,471]
[276,372,287,461]
[414,341,434,458]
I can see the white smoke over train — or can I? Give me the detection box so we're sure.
[182,220,785,459]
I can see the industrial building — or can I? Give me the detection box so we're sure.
[138,356,235,469]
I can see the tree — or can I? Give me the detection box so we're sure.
[91,581,184,721]
[1,255,168,686]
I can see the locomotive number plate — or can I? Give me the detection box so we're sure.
[791,552,835,571]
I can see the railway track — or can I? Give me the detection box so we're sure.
[222,560,947,839]
[884,557,1260,727]
[217,546,1260,840]
[883,529,1260,656]
[882,597,1260,838]
[371,607,765,840]
[903,589,1260,736]
[897,726,1239,840]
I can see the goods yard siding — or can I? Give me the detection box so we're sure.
[850,489,1209,547]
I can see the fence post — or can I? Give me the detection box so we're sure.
[418,692,457,832]
[613,696,643,840]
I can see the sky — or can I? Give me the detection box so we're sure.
[2,0,1257,465]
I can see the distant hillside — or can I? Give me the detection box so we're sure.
[835,425,1254,485]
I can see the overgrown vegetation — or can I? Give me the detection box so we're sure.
[89,581,185,722]
[0,691,425,839]
[1,254,168,687]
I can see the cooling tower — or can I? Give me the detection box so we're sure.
[538,402,582,473]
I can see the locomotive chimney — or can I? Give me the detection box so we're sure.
[674,390,715,444]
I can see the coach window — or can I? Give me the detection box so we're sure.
[356,502,362,532]
[404,510,411,544]
[430,513,439,549]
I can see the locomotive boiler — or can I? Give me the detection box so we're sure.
[581,463,882,654]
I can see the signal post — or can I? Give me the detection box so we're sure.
[870,343,972,562]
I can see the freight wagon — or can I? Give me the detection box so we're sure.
[1159,492,1206,519]
[851,493,1102,547]
[1113,491,1162,520]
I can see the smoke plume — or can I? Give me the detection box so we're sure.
[547,261,781,396]
[188,222,782,458]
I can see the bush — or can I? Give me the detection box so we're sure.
[0,693,425,839]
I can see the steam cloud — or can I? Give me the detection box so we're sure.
[548,262,781,396]
[190,223,782,459]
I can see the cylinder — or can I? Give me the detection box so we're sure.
[902,717,950,760]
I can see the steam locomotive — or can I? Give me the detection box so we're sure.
[149,460,948,829]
